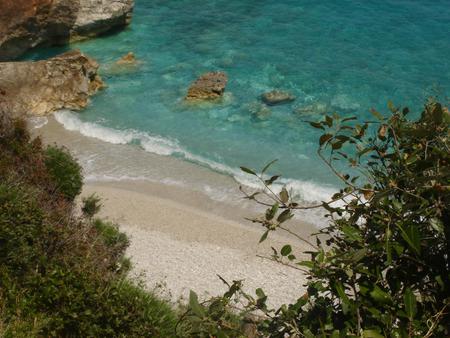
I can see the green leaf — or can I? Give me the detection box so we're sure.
[335,282,350,305]
[280,245,292,256]
[259,230,269,243]
[297,261,314,269]
[265,203,279,220]
[277,209,292,223]
[279,187,289,204]
[255,288,266,299]
[262,159,278,174]
[332,141,344,150]
[398,224,421,255]
[309,121,325,130]
[404,288,417,320]
[370,285,392,304]
[319,133,333,146]
[348,248,367,263]
[370,108,384,120]
[325,115,333,127]
[265,175,280,185]
[240,166,256,175]
[189,290,205,317]
[342,225,363,242]
[387,100,397,113]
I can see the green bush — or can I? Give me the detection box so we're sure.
[0,183,47,276]
[93,219,130,252]
[81,193,102,219]
[185,100,450,337]
[44,145,83,200]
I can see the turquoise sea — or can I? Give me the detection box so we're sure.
[27,0,450,211]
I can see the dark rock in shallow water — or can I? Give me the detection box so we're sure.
[261,90,296,106]
[0,50,104,117]
[0,0,134,61]
[185,72,228,101]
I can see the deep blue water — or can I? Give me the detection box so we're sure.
[27,0,450,194]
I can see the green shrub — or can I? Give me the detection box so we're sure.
[44,145,83,200]
[81,193,102,219]
[93,219,129,252]
[185,101,450,337]
[0,183,47,275]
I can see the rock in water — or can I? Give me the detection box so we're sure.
[0,0,134,61]
[116,52,137,65]
[185,72,228,101]
[0,50,104,117]
[294,102,329,116]
[261,90,296,106]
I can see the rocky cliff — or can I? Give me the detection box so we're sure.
[0,50,104,117]
[0,0,134,61]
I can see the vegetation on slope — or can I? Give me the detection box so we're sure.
[0,116,178,337]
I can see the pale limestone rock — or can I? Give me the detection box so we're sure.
[0,50,104,117]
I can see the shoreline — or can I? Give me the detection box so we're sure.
[30,115,318,307]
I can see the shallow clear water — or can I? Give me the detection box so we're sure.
[26,0,450,200]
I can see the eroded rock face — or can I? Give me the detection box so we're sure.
[0,0,134,61]
[0,50,104,117]
[261,90,296,106]
[185,72,228,101]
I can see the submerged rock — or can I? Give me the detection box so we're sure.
[294,102,330,117]
[185,72,228,101]
[0,0,134,61]
[261,90,296,106]
[115,52,137,65]
[0,50,104,117]
[247,102,272,120]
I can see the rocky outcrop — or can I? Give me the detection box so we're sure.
[186,72,228,101]
[0,0,134,61]
[0,50,104,117]
[261,90,296,106]
[71,0,134,40]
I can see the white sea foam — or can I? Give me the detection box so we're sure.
[55,110,134,144]
[54,110,338,226]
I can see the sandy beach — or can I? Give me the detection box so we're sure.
[32,116,318,308]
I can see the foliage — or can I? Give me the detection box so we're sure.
[81,193,102,219]
[177,279,257,337]
[44,145,83,200]
[0,116,179,337]
[185,100,450,337]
